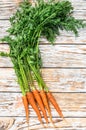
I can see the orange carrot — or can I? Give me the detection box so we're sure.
[47,91,64,118]
[32,89,49,124]
[40,90,53,123]
[22,95,29,122]
[26,91,43,124]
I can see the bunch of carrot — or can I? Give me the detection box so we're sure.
[0,0,85,127]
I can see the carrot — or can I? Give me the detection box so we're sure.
[32,89,49,124]
[40,90,53,123]
[22,95,29,122]
[47,91,64,118]
[26,91,43,124]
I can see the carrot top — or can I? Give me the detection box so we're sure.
[0,0,86,126]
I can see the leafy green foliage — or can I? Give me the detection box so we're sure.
[0,52,9,57]
[4,0,86,45]
[0,0,86,94]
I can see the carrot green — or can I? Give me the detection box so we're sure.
[0,0,86,126]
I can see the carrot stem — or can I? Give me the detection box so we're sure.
[18,56,30,92]
[27,58,48,91]
[18,77,26,96]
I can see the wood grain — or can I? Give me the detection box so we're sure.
[0,0,86,44]
[0,0,86,129]
[0,20,86,43]
[0,117,86,130]
[1,44,86,67]
[0,9,86,20]
[0,68,86,92]
[0,0,86,20]
[0,93,86,117]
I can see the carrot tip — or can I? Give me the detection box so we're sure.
[63,118,68,124]
[32,89,49,125]
[49,117,56,128]
[47,91,64,119]
[22,95,29,123]
[52,122,57,128]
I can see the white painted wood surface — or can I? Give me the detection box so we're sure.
[0,68,86,92]
[0,0,86,129]
[0,20,86,43]
[0,92,86,117]
[0,0,86,20]
[0,117,86,130]
[1,44,86,67]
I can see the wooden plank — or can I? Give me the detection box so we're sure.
[0,93,86,117]
[40,29,86,44]
[0,44,86,67]
[0,0,86,20]
[0,20,10,39]
[0,20,86,43]
[0,117,86,130]
[0,68,86,92]
[0,9,86,20]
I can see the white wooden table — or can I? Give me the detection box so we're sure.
[0,0,86,129]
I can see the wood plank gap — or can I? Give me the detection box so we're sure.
[0,91,86,94]
[1,67,86,69]
[0,116,86,118]
[0,67,12,69]
[0,18,86,21]
[1,43,86,45]
[42,67,86,69]
[40,43,86,45]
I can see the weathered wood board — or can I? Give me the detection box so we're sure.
[0,0,86,129]
[0,68,86,92]
[0,117,86,130]
[0,93,86,117]
[0,0,86,43]
[0,0,86,20]
[0,20,86,43]
[1,44,86,67]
